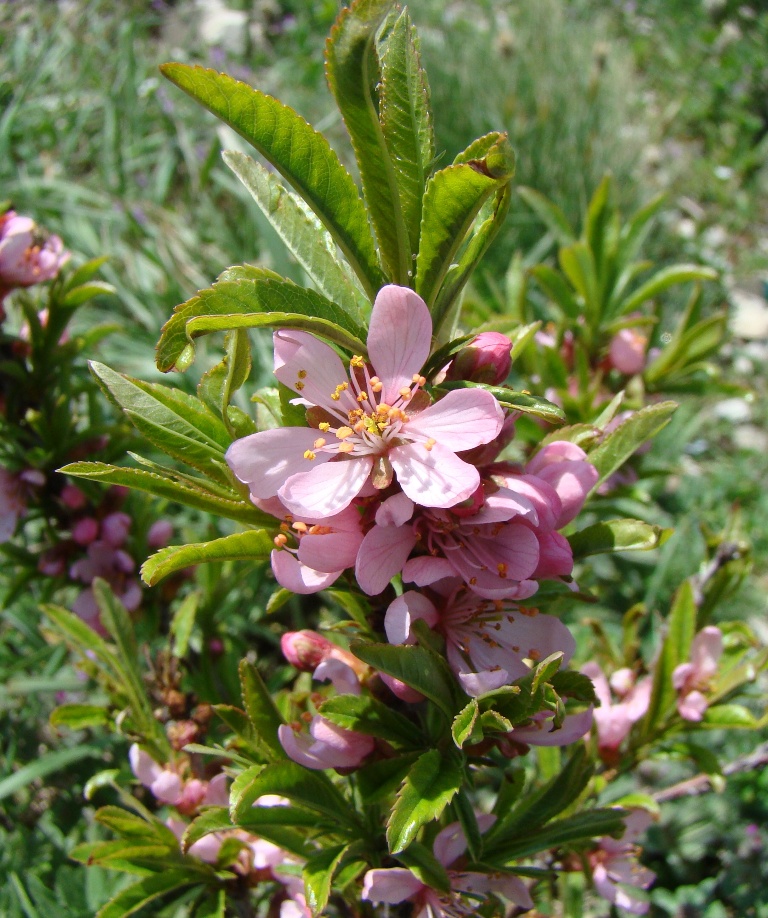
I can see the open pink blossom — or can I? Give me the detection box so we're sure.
[257,496,364,594]
[226,285,504,519]
[70,541,142,630]
[385,583,575,696]
[362,815,532,917]
[582,662,652,764]
[0,210,69,298]
[129,744,228,814]
[278,716,373,770]
[590,809,656,914]
[672,626,722,721]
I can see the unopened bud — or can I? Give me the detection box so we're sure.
[608,328,647,375]
[446,332,512,385]
[281,629,335,671]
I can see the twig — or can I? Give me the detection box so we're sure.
[653,740,768,802]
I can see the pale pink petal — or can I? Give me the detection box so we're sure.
[582,662,612,708]
[188,833,223,863]
[625,677,652,721]
[511,707,594,746]
[278,723,329,770]
[356,524,417,595]
[484,874,534,909]
[445,523,540,586]
[622,809,654,843]
[458,669,511,696]
[297,526,362,573]
[367,286,432,403]
[362,867,423,904]
[151,770,183,805]
[204,773,229,807]
[273,329,357,414]
[375,492,415,527]
[313,658,361,695]
[390,441,480,508]
[380,672,425,702]
[433,820,469,867]
[678,690,708,721]
[279,456,372,518]
[474,485,540,526]
[271,550,342,594]
[227,428,332,499]
[385,591,439,644]
[691,626,723,680]
[527,441,590,472]
[533,530,574,579]
[406,389,504,451]
[594,706,633,750]
[672,661,695,692]
[129,744,162,787]
[402,555,456,586]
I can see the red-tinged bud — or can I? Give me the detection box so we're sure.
[147,519,174,548]
[61,484,87,510]
[72,516,99,546]
[445,332,512,385]
[281,629,335,671]
[608,328,647,375]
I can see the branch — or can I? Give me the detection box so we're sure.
[653,740,768,803]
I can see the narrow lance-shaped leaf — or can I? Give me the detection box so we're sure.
[517,186,576,246]
[378,7,435,259]
[610,264,718,319]
[239,659,288,762]
[160,63,384,298]
[416,135,515,326]
[326,0,411,282]
[303,844,350,917]
[222,151,369,320]
[141,530,274,586]
[156,273,367,373]
[569,519,671,560]
[588,400,677,486]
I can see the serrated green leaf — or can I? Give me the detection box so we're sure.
[95,870,197,918]
[214,704,260,754]
[95,806,178,847]
[452,699,479,748]
[182,808,234,852]
[378,7,434,257]
[161,63,383,298]
[326,0,409,282]
[156,275,367,373]
[223,151,369,320]
[569,519,671,560]
[319,693,423,746]
[58,462,265,526]
[387,748,463,853]
[416,138,515,324]
[239,659,287,762]
[50,703,109,730]
[588,400,677,485]
[171,593,198,659]
[350,641,460,720]
[356,753,421,805]
[303,844,349,916]
[141,530,273,586]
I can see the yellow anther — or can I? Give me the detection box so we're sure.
[303,450,316,460]
[313,438,327,449]
[279,522,291,532]
[412,374,426,386]
[292,521,308,533]
[336,426,353,439]
[274,533,288,548]
[357,392,369,402]
[399,387,411,399]
[354,420,366,433]
[297,369,307,379]
[350,355,365,368]
[295,381,305,391]
[318,422,330,432]
[424,438,436,451]
[376,403,391,416]
[338,442,355,453]
[497,563,508,578]
[331,392,341,401]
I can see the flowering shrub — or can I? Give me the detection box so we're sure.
[2,2,761,917]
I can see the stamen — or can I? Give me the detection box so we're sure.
[303,450,316,460]
[313,438,326,449]
[336,426,353,439]
[292,522,308,533]
[424,438,436,451]
[350,355,365,368]
[297,370,307,379]
[318,422,330,432]
[295,381,305,391]
[497,563,508,578]
[338,442,355,453]
[273,533,288,548]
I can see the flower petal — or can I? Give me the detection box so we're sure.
[271,550,341,594]
[407,389,503,450]
[362,868,423,904]
[227,428,332,499]
[297,525,363,573]
[390,442,480,508]
[356,523,417,596]
[367,286,432,403]
[385,591,439,644]
[273,329,357,415]
[279,456,373,518]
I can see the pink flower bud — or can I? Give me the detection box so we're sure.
[61,484,87,509]
[608,328,647,375]
[445,332,512,385]
[0,211,69,294]
[147,519,174,548]
[72,516,99,546]
[101,511,131,547]
[281,629,335,671]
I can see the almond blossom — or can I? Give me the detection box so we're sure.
[589,809,656,915]
[672,626,723,721]
[582,662,652,765]
[0,210,69,302]
[362,815,533,917]
[226,285,504,519]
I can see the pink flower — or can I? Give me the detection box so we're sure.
[278,716,373,770]
[257,496,364,595]
[70,540,142,629]
[129,744,184,805]
[362,815,533,917]
[281,629,366,679]
[0,468,26,543]
[672,626,722,721]
[226,285,504,518]
[582,662,652,764]
[385,583,575,696]
[499,707,594,750]
[445,332,513,385]
[590,809,656,914]
[0,211,69,297]
[609,328,648,376]
[147,519,174,548]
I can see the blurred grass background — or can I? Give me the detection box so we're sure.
[1,0,767,915]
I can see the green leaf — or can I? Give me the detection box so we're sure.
[95,870,197,918]
[89,362,231,484]
[416,136,515,323]
[641,581,697,736]
[223,151,369,320]
[141,530,273,586]
[50,703,109,730]
[326,0,409,282]
[614,264,718,318]
[559,242,599,321]
[700,704,757,728]
[378,7,434,257]
[95,806,178,847]
[319,693,423,745]
[569,519,671,560]
[160,63,383,298]
[182,808,234,852]
[387,748,463,853]
[156,273,367,373]
[239,659,288,762]
[198,328,252,419]
[0,745,102,803]
[588,400,677,485]
[351,641,460,720]
[194,889,226,918]
[644,312,727,385]
[517,186,576,246]
[303,844,349,916]
[58,462,266,526]
[452,699,479,748]
[437,381,565,423]
[356,753,421,804]
[62,281,116,307]
[171,593,198,659]
[530,264,581,319]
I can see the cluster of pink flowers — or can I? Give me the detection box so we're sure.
[0,210,69,310]
[588,809,656,915]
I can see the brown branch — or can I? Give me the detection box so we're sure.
[653,740,768,803]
